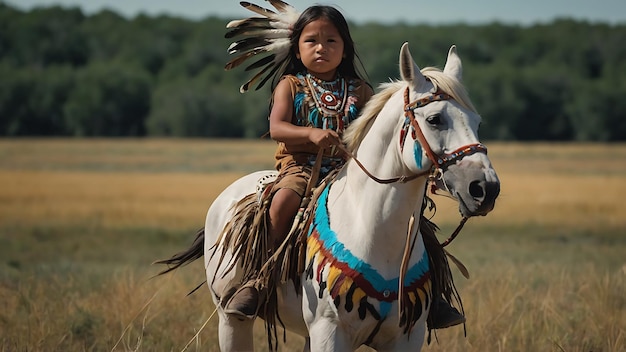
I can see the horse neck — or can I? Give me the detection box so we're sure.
[329,122,428,276]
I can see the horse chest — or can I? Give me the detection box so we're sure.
[304,186,432,342]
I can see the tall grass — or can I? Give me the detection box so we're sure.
[0,139,624,351]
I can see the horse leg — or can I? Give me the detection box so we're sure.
[302,337,310,352]
[217,310,255,352]
[307,319,351,352]
[376,324,426,352]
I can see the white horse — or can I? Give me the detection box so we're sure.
[159,43,500,351]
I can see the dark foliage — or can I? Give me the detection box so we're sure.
[1,3,624,140]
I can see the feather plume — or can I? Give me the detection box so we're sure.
[227,37,272,54]
[267,0,295,13]
[245,54,275,71]
[444,248,470,279]
[224,0,300,92]
[240,1,279,19]
[239,53,287,93]
[226,18,270,29]
[227,27,292,40]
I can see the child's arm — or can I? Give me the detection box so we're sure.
[269,79,341,149]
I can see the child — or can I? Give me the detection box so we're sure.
[224,4,373,319]
[223,3,464,330]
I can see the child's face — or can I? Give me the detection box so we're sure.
[296,18,345,81]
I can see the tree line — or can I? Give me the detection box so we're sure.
[1,3,625,140]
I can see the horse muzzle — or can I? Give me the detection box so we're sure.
[440,163,500,217]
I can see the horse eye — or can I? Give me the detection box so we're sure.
[426,114,441,125]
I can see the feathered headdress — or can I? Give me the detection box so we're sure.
[224,1,301,93]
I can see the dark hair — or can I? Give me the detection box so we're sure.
[272,5,368,89]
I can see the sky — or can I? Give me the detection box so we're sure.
[5,0,626,26]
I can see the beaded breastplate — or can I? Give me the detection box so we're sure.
[294,73,360,133]
[305,184,432,331]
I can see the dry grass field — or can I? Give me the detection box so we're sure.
[0,139,625,351]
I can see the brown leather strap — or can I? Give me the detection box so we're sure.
[337,144,427,184]
[304,148,324,199]
[398,215,418,318]
[441,216,468,247]
[403,87,443,168]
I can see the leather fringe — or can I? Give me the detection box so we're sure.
[420,215,466,338]
[211,171,337,351]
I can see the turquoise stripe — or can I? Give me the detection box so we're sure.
[309,184,430,317]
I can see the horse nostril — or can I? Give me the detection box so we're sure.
[469,180,484,199]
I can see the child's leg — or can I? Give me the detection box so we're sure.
[224,187,303,320]
[268,188,303,247]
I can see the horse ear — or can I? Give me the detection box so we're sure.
[399,42,426,89]
[443,45,463,82]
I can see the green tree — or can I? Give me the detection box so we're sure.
[63,63,151,136]
[5,6,88,67]
[147,66,248,137]
[1,2,625,140]
[565,74,626,141]
[78,9,129,62]
[0,64,75,135]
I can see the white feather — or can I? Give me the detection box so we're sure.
[225,1,301,92]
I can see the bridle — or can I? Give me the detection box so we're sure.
[339,86,488,186]
[336,85,489,247]
[402,87,488,174]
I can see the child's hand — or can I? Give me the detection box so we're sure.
[309,128,341,149]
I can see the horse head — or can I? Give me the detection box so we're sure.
[398,43,500,217]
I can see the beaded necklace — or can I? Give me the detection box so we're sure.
[305,73,348,131]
